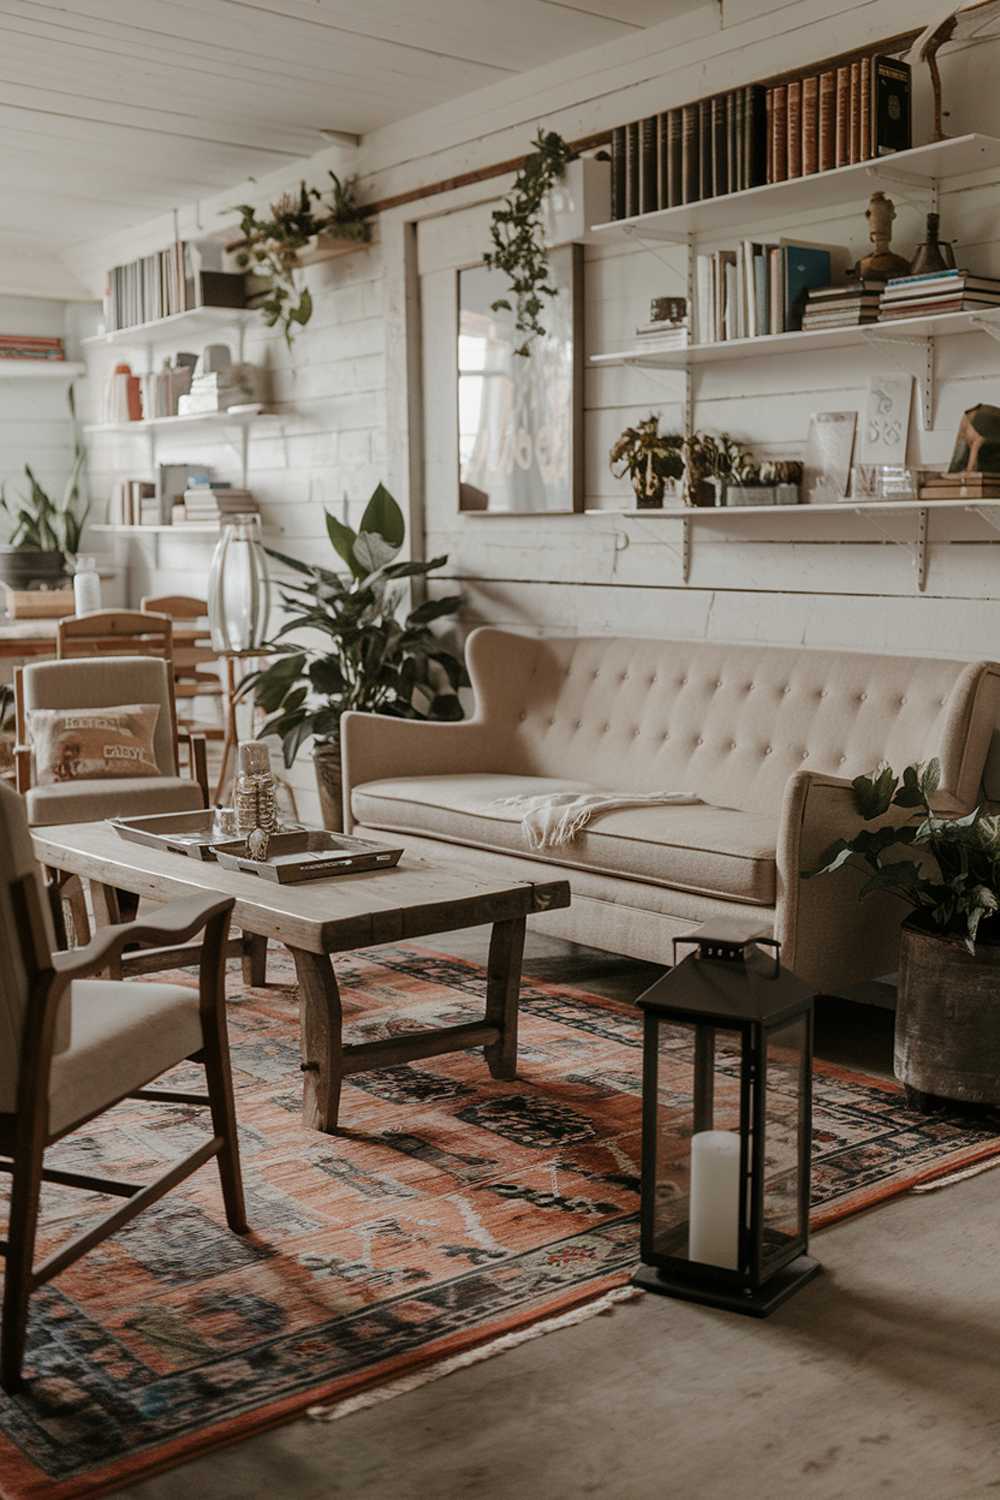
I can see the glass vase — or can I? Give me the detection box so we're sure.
[207,513,271,653]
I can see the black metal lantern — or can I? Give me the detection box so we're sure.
[634,921,820,1317]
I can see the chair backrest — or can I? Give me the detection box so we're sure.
[0,782,65,1113]
[57,609,173,663]
[140,594,207,622]
[463,628,1000,816]
[140,596,217,679]
[16,655,180,777]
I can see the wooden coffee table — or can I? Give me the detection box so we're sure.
[31,821,571,1134]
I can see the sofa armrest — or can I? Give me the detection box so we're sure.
[776,769,915,993]
[340,712,496,831]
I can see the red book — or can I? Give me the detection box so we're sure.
[771,84,788,184]
[818,71,836,171]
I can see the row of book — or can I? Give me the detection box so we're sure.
[766,54,910,185]
[920,471,1000,500]
[696,241,832,343]
[607,51,911,220]
[177,484,258,526]
[0,334,65,362]
[610,88,766,218]
[103,239,245,332]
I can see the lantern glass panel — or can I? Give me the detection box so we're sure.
[759,1014,809,1273]
[649,1019,746,1271]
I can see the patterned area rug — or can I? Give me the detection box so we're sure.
[2,945,1000,1499]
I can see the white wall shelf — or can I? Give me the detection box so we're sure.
[583,499,1000,592]
[84,404,268,437]
[82,306,257,352]
[92,523,229,535]
[0,360,85,380]
[590,134,1000,243]
[590,308,1000,372]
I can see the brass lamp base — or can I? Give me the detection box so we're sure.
[632,1255,821,1318]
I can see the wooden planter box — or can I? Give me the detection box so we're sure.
[896,920,1000,1105]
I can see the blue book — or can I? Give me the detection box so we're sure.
[783,244,832,331]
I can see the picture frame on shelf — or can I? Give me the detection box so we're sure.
[804,411,856,502]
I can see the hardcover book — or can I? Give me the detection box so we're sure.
[625,122,640,217]
[611,126,627,219]
[667,110,683,208]
[727,92,738,194]
[834,65,850,167]
[849,61,861,163]
[802,75,819,175]
[787,80,802,179]
[698,100,712,200]
[640,116,658,214]
[744,84,768,188]
[818,71,835,172]
[711,95,727,197]
[771,84,788,184]
[681,104,700,203]
[871,56,911,156]
[860,56,872,159]
[766,89,774,184]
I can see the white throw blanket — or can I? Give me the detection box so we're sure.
[492,790,702,851]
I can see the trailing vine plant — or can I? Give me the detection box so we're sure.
[484,129,574,356]
[232,173,370,347]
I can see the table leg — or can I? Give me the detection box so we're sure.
[290,948,344,1133]
[484,916,525,1081]
[90,881,123,978]
[215,656,239,803]
[242,933,268,987]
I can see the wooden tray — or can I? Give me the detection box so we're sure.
[212,830,404,882]
[2,584,75,619]
[109,810,242,860]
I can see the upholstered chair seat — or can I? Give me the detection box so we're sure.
[26,775,204,827]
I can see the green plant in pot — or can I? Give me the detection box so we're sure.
[0,449,88,590]
[807,758,1000,1109]
[232,173,371,347]
[245,483,467,831]
[609,415,685,508]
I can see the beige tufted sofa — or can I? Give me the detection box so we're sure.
[343,629,1000,993]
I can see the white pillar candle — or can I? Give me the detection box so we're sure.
[689,1129,741,1269]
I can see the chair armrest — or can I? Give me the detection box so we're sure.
[14,743,31,794]
[341,712,497,831]
[184,731,209,806]
[53,893,234,980]
[776,769,914,992]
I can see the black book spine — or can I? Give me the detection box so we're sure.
[711,95,727,197]
[625,121,640,217]
[657,113,670,213]
[681,103,700,204]
[640,115,658,214]
[872,55,911,156]
[698,99,712,201]
[734,88,745,192]
[667,109,682,208]
[725,91,737,195]
[610,126,627,219]
[745,83,768,187]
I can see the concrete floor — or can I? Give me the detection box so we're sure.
[120,932,1000,1500]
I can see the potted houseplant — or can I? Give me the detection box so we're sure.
[609,415,685,507]
[245,483,467,830]
[807,759,1000,1109]
[232,173,371,347]
[0,450,88,591]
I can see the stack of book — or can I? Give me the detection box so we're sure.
[632,315,689,352]
[610,86,767,217]
[919,471,1000,501]
[697,241,832,341]
[177,485,259,525]
[802,280,883,330]
[0,334,65,362]
[766,54,910,184]
[878,270,1000,321]
[177,366,256,416]
[104,240,245,333]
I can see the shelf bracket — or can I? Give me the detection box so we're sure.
[971,315,1000,345]
[682,514,692,582]
[849,504,929,591]
[860,329,935,427]
[967,504,1000,534]
[864,166,938,214]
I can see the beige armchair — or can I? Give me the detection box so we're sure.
[0,781,247,1392]
[14,654,209,824]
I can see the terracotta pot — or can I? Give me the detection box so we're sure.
[313,739,343,832]
[895,920,1000,1106]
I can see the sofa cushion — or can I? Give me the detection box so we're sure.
[352,773,777,905]
[26,776,203,827]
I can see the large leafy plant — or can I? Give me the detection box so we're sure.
[484,129,574,356]
[233,174,370,347]
[248,483,467,766]
[806,759,1000,952]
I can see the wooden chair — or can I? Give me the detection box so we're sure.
[140,596,225,742]
[56,608,173,664]
[0,780,247,1392]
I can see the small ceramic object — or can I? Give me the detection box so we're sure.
[247,827,271,862]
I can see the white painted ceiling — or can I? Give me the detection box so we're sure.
[0,0,680,264]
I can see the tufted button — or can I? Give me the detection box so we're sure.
[764,745,773,756]
[858,692,868,703]
[817,689,826,700]
[801,749,809,759]
[729,740,737,751]
[898,695,907,707]
[745,681,754,693]
[573,719,582,730]
[547,717,555,728]
[781,685,791,696]
[839,754,847,764]
[649,674,657,687]
[697,737,704,746]
[714,679,723,690]
[519,711,527,722]
[601,722,609,734]
[593,669,600,681]
[679,677,688,688]
[633,727,641,738]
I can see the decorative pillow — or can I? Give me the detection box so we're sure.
[28,704,162,785]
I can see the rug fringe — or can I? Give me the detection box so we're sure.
[305,1284,641,1424]
[910,1153,1000,1193]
